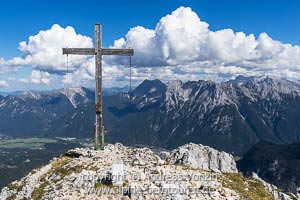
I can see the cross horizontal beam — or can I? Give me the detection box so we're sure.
[102,49,134,56]
[63,48,95,55]
[62,48,134,56]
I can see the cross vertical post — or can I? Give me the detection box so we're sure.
[62,24,134,150]
[94,24,103,150]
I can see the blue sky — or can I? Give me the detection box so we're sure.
[1,0,300,91]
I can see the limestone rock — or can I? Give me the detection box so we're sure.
[167,143,238,173]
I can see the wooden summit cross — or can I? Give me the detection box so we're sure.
[62,24,134,150]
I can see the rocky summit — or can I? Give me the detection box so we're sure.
[0,143,297,200]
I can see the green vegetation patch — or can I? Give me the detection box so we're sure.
[50,156,82,180]
[31,180,50,200]
[94,182,105,188]
[0,138,57,149]
[6,180,26,200]
[31,155,81,199]
[222,173,273,200]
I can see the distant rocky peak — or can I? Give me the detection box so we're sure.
[251,77,299,99]
[165,79,234,113]
[230,75,288,84]
[59,86,88,96]
[58,86,93,108]
[17,90,43,100]
[167,80,183,90]
[133,79,166,96]
[228,75,256,85]
[165,80,190,107]
[231,75,297,87]
[227,75,300,100]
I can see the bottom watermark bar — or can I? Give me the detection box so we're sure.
[85,185,217,196]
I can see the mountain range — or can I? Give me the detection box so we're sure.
[1,75,300,155]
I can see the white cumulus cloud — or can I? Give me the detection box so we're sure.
[3,24,93,73]
[0,80,8,87]
[108,6,300,81]
[19,70,51,85]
